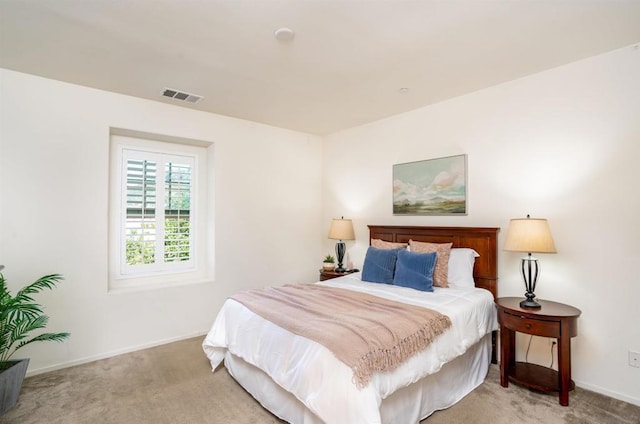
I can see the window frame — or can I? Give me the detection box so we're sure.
[109,132,210,292]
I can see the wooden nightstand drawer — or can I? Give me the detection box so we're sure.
[499,309,560,338]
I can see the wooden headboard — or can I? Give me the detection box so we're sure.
[368,225,499,299]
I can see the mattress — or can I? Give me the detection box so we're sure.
[203,272,497,424]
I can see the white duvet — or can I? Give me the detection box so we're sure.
[203,273,497,424]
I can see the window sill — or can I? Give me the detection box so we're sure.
[108,276,214,294]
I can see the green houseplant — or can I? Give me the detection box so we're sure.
[322,254,335,271]
[0,267,70,414]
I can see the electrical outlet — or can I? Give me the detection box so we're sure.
[630,351,640,368]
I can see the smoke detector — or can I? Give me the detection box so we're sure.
[274,27,295,42]
[161,88,203,104]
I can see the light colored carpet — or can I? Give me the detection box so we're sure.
[1,337,638,424]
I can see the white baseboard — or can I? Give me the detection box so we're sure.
[25,330,209,377]
[575,379,640,407]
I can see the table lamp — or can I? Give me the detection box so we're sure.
[328,217,355,272]
[504,215,557,308]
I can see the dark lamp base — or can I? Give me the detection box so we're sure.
[520,298,542,309]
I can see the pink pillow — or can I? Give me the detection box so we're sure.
[408,240,453,288]
[371,239,408,250]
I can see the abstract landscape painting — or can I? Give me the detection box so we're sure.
[393,154,467,215]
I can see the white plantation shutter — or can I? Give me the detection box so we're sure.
[164,162,192,263]
[125,159,157,265]
[121,149,195,275]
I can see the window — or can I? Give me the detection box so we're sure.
[109,132,211,291]
[122,150,194,273]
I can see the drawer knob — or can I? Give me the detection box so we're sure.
[525,323,531,329]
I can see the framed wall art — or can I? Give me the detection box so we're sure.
[393,154,467,215]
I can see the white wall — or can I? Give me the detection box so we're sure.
[0,69,324,374]
[323,44,640,406]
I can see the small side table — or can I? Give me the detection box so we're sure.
[319,269,358,281]
[495,297,581,406]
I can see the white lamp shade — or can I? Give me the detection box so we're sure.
[328,218,355,240]
[504,217,557,253]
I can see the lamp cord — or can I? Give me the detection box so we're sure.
[525,335,556,368]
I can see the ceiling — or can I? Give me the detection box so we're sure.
[2,1,640,135]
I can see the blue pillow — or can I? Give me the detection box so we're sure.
[361,247,401,284]
[392,250,437,292]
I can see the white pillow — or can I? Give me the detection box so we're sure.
[448,248,479,288]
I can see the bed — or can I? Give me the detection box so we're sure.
[203,225,499,423]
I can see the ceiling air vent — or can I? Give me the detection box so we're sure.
[161,88,203,104]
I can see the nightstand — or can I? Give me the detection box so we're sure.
[496,297,581,406]
[319,269,357,281]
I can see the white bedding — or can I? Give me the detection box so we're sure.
[203,272,497,424]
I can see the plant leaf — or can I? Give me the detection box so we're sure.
[0,272,69,365]
[16,274,64,296]
[14,332,70,352]
[11,316,48,342]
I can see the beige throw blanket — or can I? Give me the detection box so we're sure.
[231,283,452,388]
